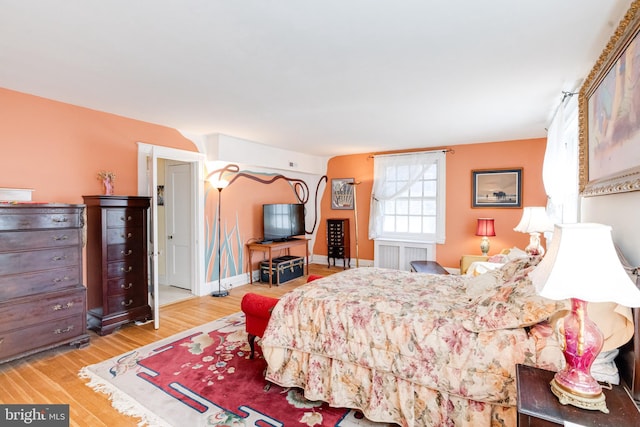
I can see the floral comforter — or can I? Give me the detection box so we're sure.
[261,258,567,427]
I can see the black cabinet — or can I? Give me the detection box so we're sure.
[327,218,350,269]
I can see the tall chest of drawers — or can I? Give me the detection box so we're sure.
[83,196,152,336]
[0,204,90,363]
[327,218,350,269]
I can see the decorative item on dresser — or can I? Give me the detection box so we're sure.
[83,196,152,336]
[327,218,350,269]
[0,203,89,364]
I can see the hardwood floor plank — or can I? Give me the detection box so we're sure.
[0,264,342,427]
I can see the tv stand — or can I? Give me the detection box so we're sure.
[247,238,309,287]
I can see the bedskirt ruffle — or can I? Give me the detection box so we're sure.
[264,346,516,427]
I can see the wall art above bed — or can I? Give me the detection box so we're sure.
[579,0,640,197]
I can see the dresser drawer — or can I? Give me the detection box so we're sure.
[106,260,145,279]
[106,227,144,245]
[107,241,145,262]
[106,209,145,228]
[0,229,81,252]
[0,266,81,300]
[0,287,85,332]
[0,314,85,361]
[106,276,144,296]
[0,209,83,231]
[107,292,147,315]
[328,246,346,257]
[0,247,80,276]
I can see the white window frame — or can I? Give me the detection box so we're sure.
[369,151,446,244]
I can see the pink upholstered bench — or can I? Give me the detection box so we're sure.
[240,275,323,358]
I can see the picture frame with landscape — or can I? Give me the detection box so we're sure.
[472,168,522,208]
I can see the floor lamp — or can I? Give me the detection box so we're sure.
[348,181,361,268]
[211,181,229,297]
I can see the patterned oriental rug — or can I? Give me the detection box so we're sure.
[79,312,389,427]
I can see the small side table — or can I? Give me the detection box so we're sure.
[516,364,640,426]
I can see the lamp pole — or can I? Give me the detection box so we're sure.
[211,186,229,297]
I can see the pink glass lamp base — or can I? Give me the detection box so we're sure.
[551,298,608,413]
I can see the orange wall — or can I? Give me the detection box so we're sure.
[2,87,547,275]
[316,138,548,269]
[0,87,196,203]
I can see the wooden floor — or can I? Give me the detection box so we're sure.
[0,263,343,427]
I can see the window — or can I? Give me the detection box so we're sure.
[369,151,446,243]
[543,94,579,224]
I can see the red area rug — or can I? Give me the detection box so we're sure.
[79,312,388,426]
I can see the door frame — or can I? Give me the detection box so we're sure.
[137,143,206,328]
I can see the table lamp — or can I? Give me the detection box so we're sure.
[475,218,495,255]
[529,223,640,413]
[513,206,554,256]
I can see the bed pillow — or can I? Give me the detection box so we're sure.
[487,253,509,263]
[506,246,528,260]
[465,255,540,298]
[463,261,567,332]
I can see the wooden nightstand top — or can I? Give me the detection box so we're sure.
[516,364,640,426]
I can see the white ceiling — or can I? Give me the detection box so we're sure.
[0,1,632,157]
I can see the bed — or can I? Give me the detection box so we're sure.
[260,256,639,426]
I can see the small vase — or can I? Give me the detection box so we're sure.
[103,178,114,195]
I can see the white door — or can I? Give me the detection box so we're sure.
[165,161,192,290]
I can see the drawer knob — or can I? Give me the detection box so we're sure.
[121,249,133,256]
[52,255,67,261]
[0,338,3,345]
[53,235,69,241]
[121,282,133,289]
[121,232,133,239]
[120,266,133,273]
[122,299,134,307]
[120,215,133,222]
[53,276,70,283]
[52,301,74,311]
[54,326,74,334]
[52,217,69,223]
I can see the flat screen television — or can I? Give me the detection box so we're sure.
[263,203,305,241]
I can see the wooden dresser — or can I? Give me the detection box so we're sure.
[0,203,89,363]
[83,196,152,336]
[327,218,350,269]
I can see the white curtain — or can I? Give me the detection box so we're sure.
[543,94,579,225]
[368,151,444,241]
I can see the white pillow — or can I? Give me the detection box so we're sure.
[506,247,528,260]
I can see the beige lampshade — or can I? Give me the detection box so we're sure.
[530,223,640,307]
[513,207,554,233]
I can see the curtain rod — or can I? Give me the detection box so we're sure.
[546,91,578,130]
[368,148,454,159]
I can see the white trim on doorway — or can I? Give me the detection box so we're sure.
[136,143,207,327]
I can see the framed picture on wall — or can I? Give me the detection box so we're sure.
[157,185,165,206]
[472,168,522,208]
[331,178,354,209]
[579,3,640,196]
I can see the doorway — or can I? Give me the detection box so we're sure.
[137,143,206,329]
[158,159,194,305]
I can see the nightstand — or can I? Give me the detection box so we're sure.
[516,364,640,426]
[459,254,489,275]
